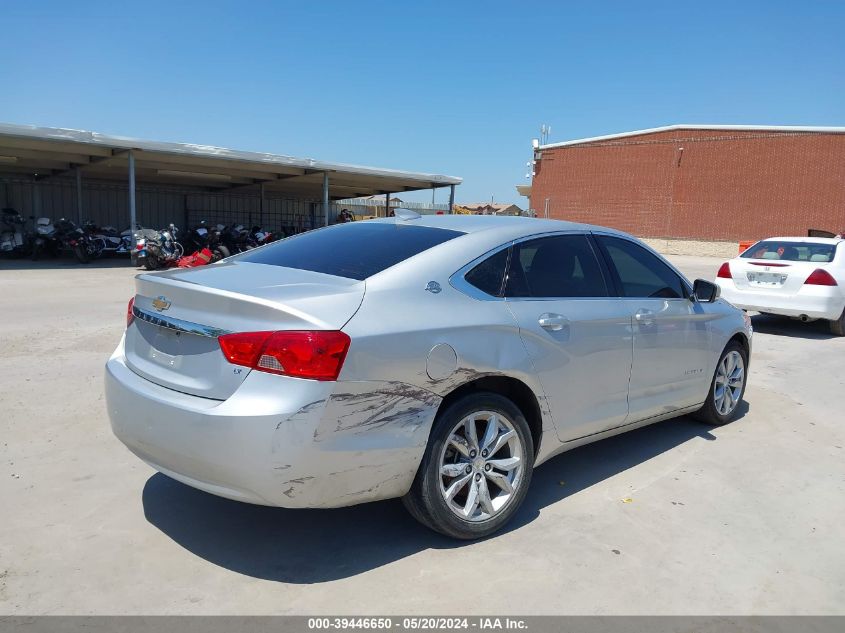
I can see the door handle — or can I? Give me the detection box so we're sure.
[634,308,655,323]
[538,312,568,331]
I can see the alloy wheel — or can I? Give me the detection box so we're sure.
[714,350,744,416]
[438,411,524,522]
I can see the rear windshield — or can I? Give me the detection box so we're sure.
[741,240,838,263]
[235,222,463,280]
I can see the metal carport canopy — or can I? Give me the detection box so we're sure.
[0,122,462,200]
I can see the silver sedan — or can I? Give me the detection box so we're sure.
[105,214,752,539]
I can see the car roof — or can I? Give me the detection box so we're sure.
[755,236,843,244]
[367,213,625,241]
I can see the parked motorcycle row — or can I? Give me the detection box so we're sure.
[0,208,133,263]
[134,221,279,270]
[1,208,282,268]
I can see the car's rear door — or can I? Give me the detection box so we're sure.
[594,234,713,421]
[503,233,633,441]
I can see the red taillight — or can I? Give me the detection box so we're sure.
[717,262,732,279]
[127,297,135,328]
[218,330,351,381]
[804,269,838,286]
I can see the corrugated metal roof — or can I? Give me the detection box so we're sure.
[540,124,845,149]
[0,122,461,189]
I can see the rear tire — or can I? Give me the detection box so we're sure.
[73,244,90,264]
[403,392,534,540]
[212,245,230,262]
[829,307,845,337]
[694,341,748,425]
[144,254,161,271]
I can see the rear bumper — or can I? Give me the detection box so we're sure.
[105,337,440,508]
[717,281,845,320]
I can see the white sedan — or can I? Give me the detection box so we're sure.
[715,237,845,335]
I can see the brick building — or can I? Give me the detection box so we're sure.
[528,125,845,245]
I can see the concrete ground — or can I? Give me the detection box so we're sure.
[1,254,843,615]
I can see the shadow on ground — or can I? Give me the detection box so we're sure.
[0,255,137,271]
[750,313,835,340]
[143,407,747,584]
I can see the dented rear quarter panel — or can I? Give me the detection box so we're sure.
[339,236,559,452]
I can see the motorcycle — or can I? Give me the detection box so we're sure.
[131,226,158,268]
[31,217,58,260]
[138,224,184,271]
[54,218,101,263]
[83,221,132,255]
[247,225,277,249]
[0,208,29,257]
[180,221,230,262]
[218,223,253,255]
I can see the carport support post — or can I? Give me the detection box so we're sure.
[128,150,137,245]
[322,172,329,227]
[75,167,83,224]
[260,182,266,228]
[448,184,455,214]
[385,192,391,217]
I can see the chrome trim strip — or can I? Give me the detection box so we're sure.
[132,305,231,338]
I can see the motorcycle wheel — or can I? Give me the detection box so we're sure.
[144,254,161,271]
[31,242,41,261]
[91,239,106,258]
[211,245,230,262]
[73,244,90,264]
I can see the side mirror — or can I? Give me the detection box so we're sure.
[692,279,720,303]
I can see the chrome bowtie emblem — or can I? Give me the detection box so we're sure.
[152,296,171,312]
[425,281,442,294]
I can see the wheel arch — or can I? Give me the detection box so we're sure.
[434,375,543,458]
[728,331,751,364]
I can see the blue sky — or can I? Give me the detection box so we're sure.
[1,1,842,205]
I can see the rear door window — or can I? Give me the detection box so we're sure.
[504,234,609,298]
[596,235,687,299]
[236,223,463,280]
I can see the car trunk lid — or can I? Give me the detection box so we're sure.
[730,258,828,294]
[125,261,365,399]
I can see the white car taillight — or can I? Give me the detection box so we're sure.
[804,269,837,286]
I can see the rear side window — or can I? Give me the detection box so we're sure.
[597,235,686,299]
[236,223,463,280]
[464,247,510,296]
[741,240,837,263]
[504,234,609,298]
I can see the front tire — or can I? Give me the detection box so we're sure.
[695,341,748,425]
[73,244,90,264]
[829,307,845,336]
[403,392,534,540]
